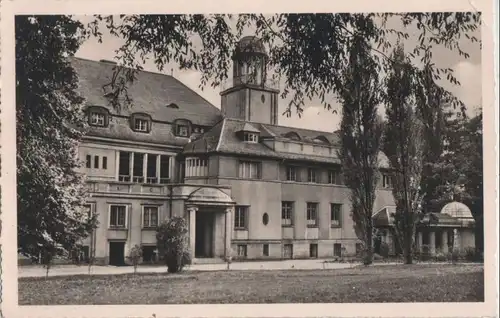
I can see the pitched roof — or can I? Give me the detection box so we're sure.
[183,118,342,163]
[183,118,393,166]
[72,57,222,126]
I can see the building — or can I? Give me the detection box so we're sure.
[73,36,474,265]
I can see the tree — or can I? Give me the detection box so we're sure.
[436,112,483,253]
[383,44,426,264]
[127,244,143,275]
[16,15,97,262]
[337,36,384,265]
[156,217,191,273]
[86,13,480,117]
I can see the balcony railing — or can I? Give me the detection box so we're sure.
[221,74,280,91]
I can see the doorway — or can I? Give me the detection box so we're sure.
[109,241,126,266]
[195,211,215,258]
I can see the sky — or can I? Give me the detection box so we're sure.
[75,15,482,133]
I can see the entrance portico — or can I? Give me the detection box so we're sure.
[184,187,235,262]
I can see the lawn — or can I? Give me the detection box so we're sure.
[18,264,484,305]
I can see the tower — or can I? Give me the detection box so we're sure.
[220,36,279,125]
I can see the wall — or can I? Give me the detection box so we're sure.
[221,89,245,120]
[248,89,275,125]
[88,195,168,264]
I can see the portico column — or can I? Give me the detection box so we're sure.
[429,231,436,255]
[187,206,198,260]
[417,231,423,252]
[442,230,448,253]
[224,206,233,259]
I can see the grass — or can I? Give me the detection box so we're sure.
[18,264,484,305]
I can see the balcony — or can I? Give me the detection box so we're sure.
[220,74,280,92]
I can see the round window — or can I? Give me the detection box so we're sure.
[262,213,269,225]
[261,94,265,103]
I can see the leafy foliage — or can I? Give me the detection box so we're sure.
[156,217,191,273]
[337,36,384,266]
[383,44,426,264]
[85,13,480,117]
[127,244,143,274]
[16,15,98,262]
[433,113,483,250]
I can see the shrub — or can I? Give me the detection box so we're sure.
[434,252,448,262]
[463,247,481,262]
[419,245,432,262]
[127,244,143,275]
[379,242,390,259]
[450,248,461,264]
[156,217,191,273]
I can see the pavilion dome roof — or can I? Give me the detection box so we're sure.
[440,201,474,219]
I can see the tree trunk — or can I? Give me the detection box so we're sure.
[403,214,413,264]
[364,223,373,265]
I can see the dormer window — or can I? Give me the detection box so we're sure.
[134,118,149,132]
[87,106,109,127]
[167,103,179,109]
[284,131,301,141]
[90,112,105,126]
[130,113,152,133]
[244,132,259,143]
[177,125,189,137]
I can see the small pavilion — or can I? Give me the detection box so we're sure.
[372,201,476,256]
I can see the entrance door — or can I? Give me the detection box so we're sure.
[109,241,126,266]
[195,212,214,258]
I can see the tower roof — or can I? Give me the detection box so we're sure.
[235,36,267,56]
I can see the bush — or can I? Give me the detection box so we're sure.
[464,247,481,262]
[156,217,191,273]
[419,245,432,262]
[434,252,448,262]
[379,242,390,259]
[450,249,461,263]
[127,244,142,275]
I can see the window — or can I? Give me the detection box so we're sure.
[90,112,105,126]
[383,174,393,188]
[102,156,108,169]
[118,151,131,182]
[334,243,342,257]
[307,168,318,183]
[109,205,127,228]
[330,203,342,227]
[86,155,91,168]
[263,244,269,256]
[281,201,293,226]
[143,206,159,228]
[286,166,296,181]
[234,206,248,229]
[283,244,293,259]
[132,153,144,183]
[309,244,318,258]
[306,202,318,227]
[239,161,261,179]
[176,124,189,137]
[237,244,247,257]
[185,157,208,177]
[328,169,342,185]
[159,155,170,183]
[134,118,149,132]
[94,156,99,169]
[243,133,259,143]
[262,213,269,225]
[146,154,158,184]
